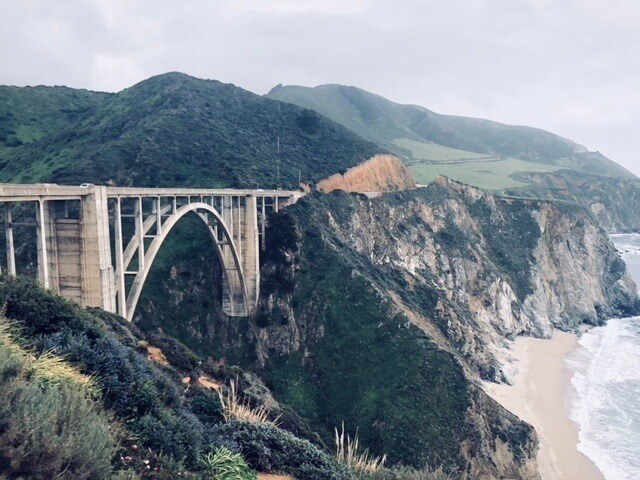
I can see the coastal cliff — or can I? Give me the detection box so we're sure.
[257,177,638,382]
[506,169,640,233]
[134,177,639,478]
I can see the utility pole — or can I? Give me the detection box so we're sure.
[276,135,281,186]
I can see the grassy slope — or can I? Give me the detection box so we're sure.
[411,157,559,189]
[0,73,382,188]
[260,219,470,468]
[0,85,108,146]
[266,84,588,160]
[392,137,490,162]
[0,276,356,480]
[0,85,108,178]
[267,84,636,189]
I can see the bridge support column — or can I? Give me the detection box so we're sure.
[220,195,245,315]
[242,194,260,309]
[36,199,57,290]
[113,197,127,318]
[79,187,115,311]
[5,203,16,276]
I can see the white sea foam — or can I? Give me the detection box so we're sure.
[565,234,640,479]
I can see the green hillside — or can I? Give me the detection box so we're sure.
[0,276,360,479]
[0,85,108,147]
[0,74,382,188]
[267,84,636,189]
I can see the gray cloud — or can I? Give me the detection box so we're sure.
[1,0,638,174]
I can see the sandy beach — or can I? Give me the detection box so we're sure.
[484,331,604,480]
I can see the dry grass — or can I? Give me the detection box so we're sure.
[218,379,280,426]
[335,423,386,474]
[30,350,97,393]
[0,316,26,359]
[0,316,96,395]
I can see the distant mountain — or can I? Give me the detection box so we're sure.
[0,74,382,188]
[267,84,636,186]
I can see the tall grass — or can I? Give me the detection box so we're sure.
[30,350,97,393]
[335,423,386,474]
[0,316,96,393]
[0,316,118,479]
[218,379,280,426]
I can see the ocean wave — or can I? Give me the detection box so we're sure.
[565,233,640,479]
[566,318,640,480]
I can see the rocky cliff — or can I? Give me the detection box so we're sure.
[277,177,638,382]
[316,153,416,193]
[505,169,640,233]
[134,177,639,479]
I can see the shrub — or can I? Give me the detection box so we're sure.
[0,276,211,467]
[111,471,142,480]
[361,466,458,480]
[200,446,257,480]
[0,321,118,479]
[215,421,355,480]
[0,277,213,466]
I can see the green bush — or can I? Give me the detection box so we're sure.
[215,421,355,480]
[0,330,118,480]
[0,276,213,467]
[200,446,257,480]
[361,466,457,480]
[0,278,368,478]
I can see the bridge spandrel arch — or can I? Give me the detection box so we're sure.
[119,201,252,321]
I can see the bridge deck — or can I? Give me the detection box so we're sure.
[0,183,302,202]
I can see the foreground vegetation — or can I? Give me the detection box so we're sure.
[0,318,120,479]
[0,276,468,480]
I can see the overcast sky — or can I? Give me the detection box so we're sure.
[1,0,639,174]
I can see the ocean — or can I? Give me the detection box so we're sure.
[565,234,640,480]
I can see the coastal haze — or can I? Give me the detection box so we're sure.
[1,0,639,176]
[1,2,640,480]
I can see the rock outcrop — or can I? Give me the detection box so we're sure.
[316,154,416,193]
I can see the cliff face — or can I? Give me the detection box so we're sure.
[316,154,416,193]
[248,178,637,474]
[506,169,640,233]
[279,177,638,381]
[134,177,639,479]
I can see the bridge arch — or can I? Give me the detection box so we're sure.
[121,202,249,321]
[0,184,301,318]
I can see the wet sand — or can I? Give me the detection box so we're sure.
[483,331,604,480]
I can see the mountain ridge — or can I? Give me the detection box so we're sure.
[266,83,636,183]
[0,73,384,188]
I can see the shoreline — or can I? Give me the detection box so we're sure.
[483,331,604,480]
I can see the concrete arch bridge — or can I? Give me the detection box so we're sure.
[0,184,302,320]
